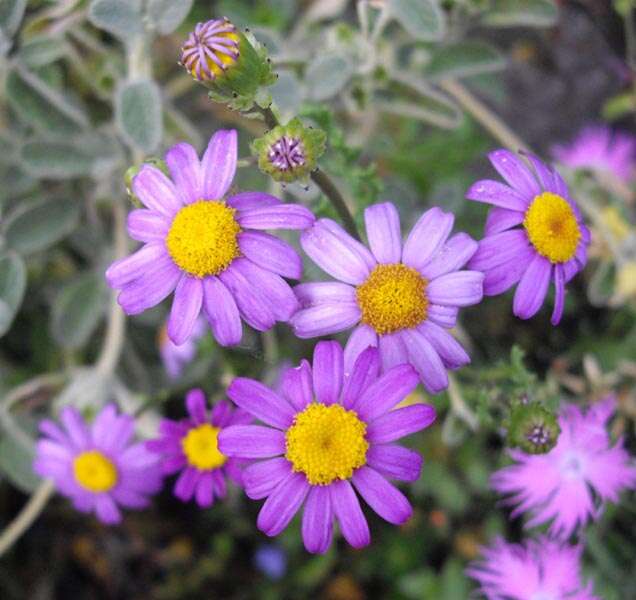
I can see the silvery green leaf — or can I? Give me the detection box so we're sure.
[146,0,193,34]
[0,163,37,198]
[389,0,445,41]
[88,0,144,39]
[304,0,348,23]
[0,0,27,38]
[6,67,87,134]
[306,54,353,101]
[0,251,26,338]
[424,42,505,80]
[54,367,112,413]
[0,426,39,493]
[483,0,558,27]
[3,198,79,256]
[116,79,163,152]
[270,70,301,117]
[51,272,108,350]
[17,35,67,68]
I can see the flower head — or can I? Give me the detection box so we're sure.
[467,150,591,325]
[105,129,315,347]
[159,317,206,380]
[33,404,162,524]
[507,402,561,454]
[467,536,599,600]
[290,202,483,393]
[218,340,436,553]
[146,389,251,507]
[552,125,636,184]
[492,396,636,539]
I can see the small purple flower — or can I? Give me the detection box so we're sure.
[552,125,636,184]
[268,136,306,172]
[146,389,251,508]
[106,129,315,347]
[33,404,162,525]
[218,340,436,553]
[159,317,206,380]
[290,202,484,394]
[492,396,636,539]
[467,536,599,600]
[467,149,591,325]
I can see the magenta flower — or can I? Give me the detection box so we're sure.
[467,536,599,600]
[218,340,436,553]
[467,150,590,325]
[106,129,315,347]
[290,202,483,393]
[159,317,207,380]
[492,396,636,539]
[33,404,162,524]
[552,125,636,184]
[146,389,251,508]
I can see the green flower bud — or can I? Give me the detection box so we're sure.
[252,118,326,184]
[506,402,561,454]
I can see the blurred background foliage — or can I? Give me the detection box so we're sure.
[0,0,635,598]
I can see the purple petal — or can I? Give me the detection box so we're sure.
[218,425,286,458]
[427,271,484,307]
[465,179,528,211]
[60,407,89,448]
[402,207,454,271]
[195,472,214,507]
[427,304,458,328]
[341,346,381,409]
[165,142,201,205]
[291,304,361,338]
[242,457,292,500]
[186,388,207,424]
[551,264,565,325]
[300,219,373,285]
[95,495,122,525]
[117,262,181,315]
[281,359,313,411]
[238,231,302,279]
[227,378,295,429]
[402,329,448,393]
[132,164,181,217]
[468,229,530,272]
[320,219,377,271]
[126,209,169,243]
[295,282,356,307]
[105,243,166,288]
[378,332,409,371]
[485,207,525,236]
[228,191,281,211]
[417,321,470,369]
[353,364,420,422]
[343,324,378,375]
[351,466,412,525]
[312,341,344,406]
[482,246,535,296]
[367,404,436,443]
[174,467,198,501]
[513,254,552,320]
[366,444,423,482]
[364,202,402,264]
[330,479,370,548]
[211,401,232,427]
[202,276,242,346]
[488,149,540,197]
[302,485,333,554]
[419,233,478,280]
[257,472,309,536]
[524,153,555,191]
[211,470,226,498]
[237,204,315,230]
[201,129,237,200]
[167,276,203,345]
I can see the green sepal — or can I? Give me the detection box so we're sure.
[506,401,561,455]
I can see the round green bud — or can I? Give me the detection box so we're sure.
[507,402,561,454]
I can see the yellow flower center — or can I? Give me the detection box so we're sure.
[181,424,226,470]
[285,404,368,486]
[166,200,241,277]
[356,264,429,335]
[523,192,581,263]
[73,450,118,493]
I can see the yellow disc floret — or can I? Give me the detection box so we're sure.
[182,424,226,470]
[166,200,241,278]
[524,192,581,263]
[73,450,118,493]
[285,403,368,486]
[356,264,429,335]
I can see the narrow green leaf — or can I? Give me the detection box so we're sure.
[20,140,94,178]
[116,79,163,152]
[3,198,79,255]
[0,0,27,38]
[0,429,40,493]
[389,0,445,41]
[88,0,144,39]
[0,251,26,337]
[17,35,67,68]
[483,0,558,27]
[424,42,506,80]
[147,0,193,34]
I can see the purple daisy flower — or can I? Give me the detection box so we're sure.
[218,340,436,553]
[467,536,599,600]
[552,125,636,184]
[106,129,315,347]
[289,202,484,394]
[466,149,591,325]
[33,404,162,524]
[492,396,636,539]
[146,389,251,508]
[159,317,206,380]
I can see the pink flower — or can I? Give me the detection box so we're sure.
[492,396,636,539]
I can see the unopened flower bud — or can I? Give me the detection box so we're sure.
[507,402,561,454]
